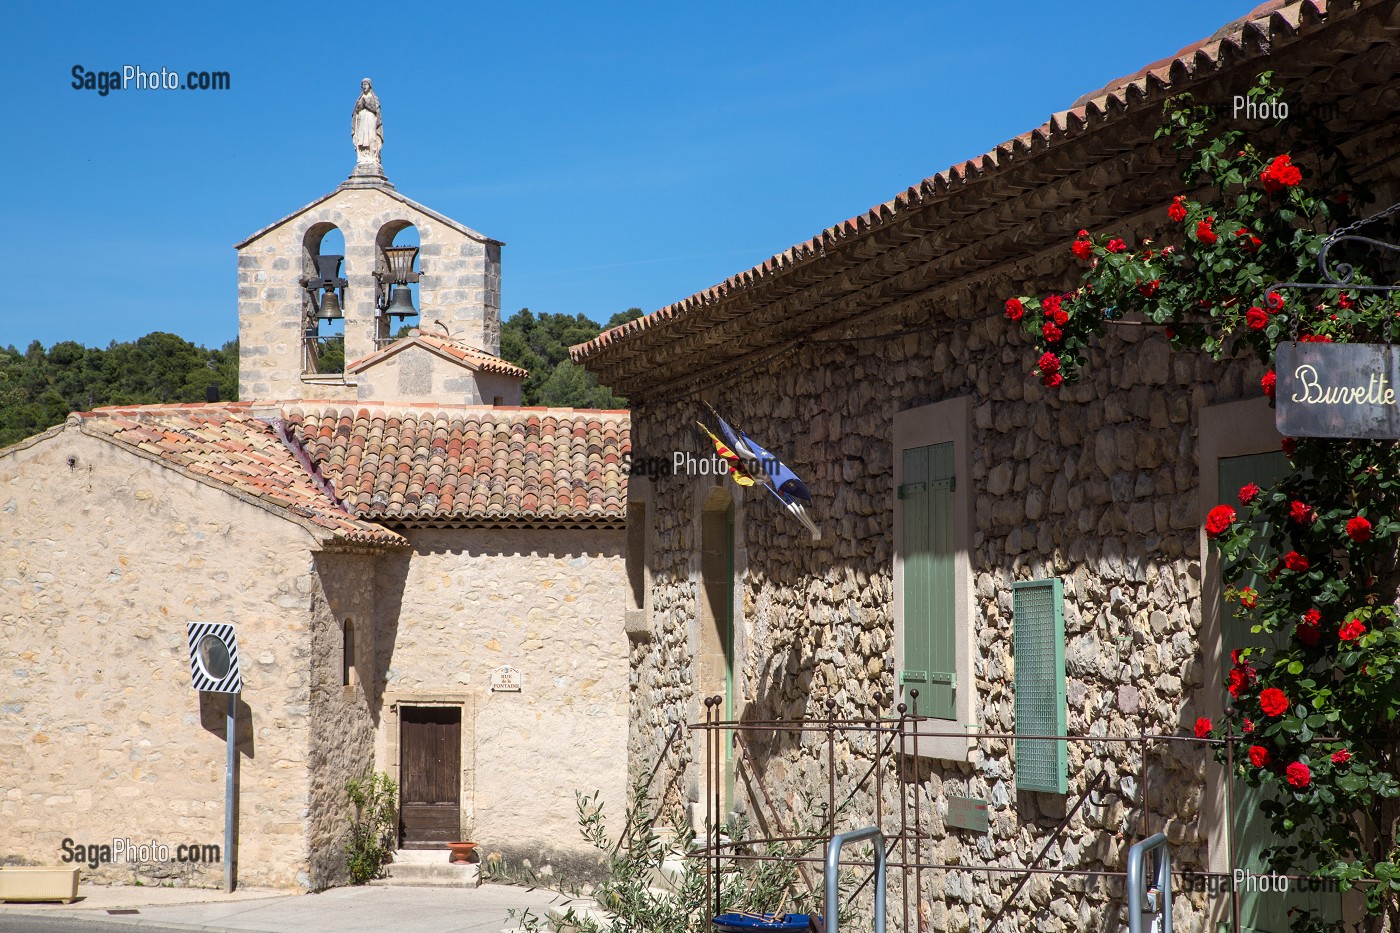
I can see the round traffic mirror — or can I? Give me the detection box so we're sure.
[198,634,231,680]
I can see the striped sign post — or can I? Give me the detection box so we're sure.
[187,623,240,892]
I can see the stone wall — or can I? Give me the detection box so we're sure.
[372,527,628,876]
[305,551,379,889]
[238,186,502,401]
[0,427,327,888]
[627,299,1241,931]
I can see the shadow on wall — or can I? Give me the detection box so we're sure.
[405,527,624,561]
[372,548,412,717]
[199,691,255,759]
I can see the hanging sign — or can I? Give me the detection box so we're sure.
[1276,342,1400,439]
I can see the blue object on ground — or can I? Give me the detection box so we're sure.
[711,913,815,932]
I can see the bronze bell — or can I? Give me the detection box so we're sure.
[317,289,343,320]
[385,285,417,318]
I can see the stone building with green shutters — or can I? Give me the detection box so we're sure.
[573,2,1400,930]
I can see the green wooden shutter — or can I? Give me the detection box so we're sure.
[1013,578,1067,793]
[900,442,957,721]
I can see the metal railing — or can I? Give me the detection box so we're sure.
[684,692,1369,933]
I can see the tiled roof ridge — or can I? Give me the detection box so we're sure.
[343,331,531,380]
[69,404,406,549]
[266,416,352,513]
[285,400,630,418]
[569,0,1357,366]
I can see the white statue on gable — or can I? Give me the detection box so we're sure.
[352,78,383,169]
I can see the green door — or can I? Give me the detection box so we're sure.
[1218,453,1341,931]
[900,443,956,720]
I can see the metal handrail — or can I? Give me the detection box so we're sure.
[1127,833,1172,933]
[824,826,885,933]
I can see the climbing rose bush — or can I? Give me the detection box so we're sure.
[1010,74,1400,930]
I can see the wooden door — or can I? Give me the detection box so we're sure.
[399,706,461,848]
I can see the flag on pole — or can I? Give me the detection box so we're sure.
[703,402,820,540]
[694,421,755,487]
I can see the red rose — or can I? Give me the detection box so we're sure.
[1205,505,1236,539]
[1168,195,1187,223]
[1042,294,1062,316]
[1267,291,1285,311]
[1282,437,1297,456]
[1042,321,1063,343]
[1339,618,1367,642]
[1038,352,1061,375]
[1297,623,1321,646]
[1228,667,1250,698]
[1194,717,1212,739]
[1332,748,1351,765]
[1051,308,1069,326]
[1286,761,1311,789]
[1245,307,1269,330]
[1235,227,1262,253]
[1238,483,1261,506]
[1042,372,1063,388]
[1347,516,1372,542]
[1106,238,1127,254]
[1139,279,1161,298]
[1338,292,1355,310]
[1281,551,1309,572]
[1197,217,1218,245]
[1304,608,1322,625]
[1249,745,1272,767]
[1260,687,1290,717]
[1288,500,1315,525]
[1261,154,1303,194]
[1005,298,1025,321]
[1262,371,1277,400]
[1239,588,1257,608]
[1243,718,1255,733]
[1072,237,1094,260]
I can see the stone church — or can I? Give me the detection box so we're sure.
[0,80,629,890]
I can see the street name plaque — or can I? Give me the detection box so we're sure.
[946,795,990,833]
[1276,341,1400,439]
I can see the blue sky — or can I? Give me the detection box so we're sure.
[1,1,1261,351]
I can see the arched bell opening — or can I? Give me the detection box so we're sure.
[302,224,347,374]
[375,222,420,348]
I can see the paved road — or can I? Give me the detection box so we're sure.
[0,918,197,933]
[0,883,565,933]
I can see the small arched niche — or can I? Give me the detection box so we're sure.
[302,224,346,374]
[375,222,420,348]
[342,618,356,688]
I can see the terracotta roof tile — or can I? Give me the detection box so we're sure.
[345,331,530,379]
[72,403,406,548]
[285,404,629,528]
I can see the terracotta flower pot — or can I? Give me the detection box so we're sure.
[447,841,477,864]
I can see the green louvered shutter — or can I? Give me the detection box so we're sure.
[1013,578,1067,793]
[900,442,957,721]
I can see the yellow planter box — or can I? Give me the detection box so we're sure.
[0,867,80,903]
